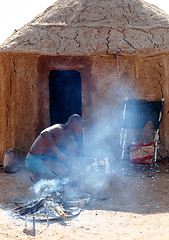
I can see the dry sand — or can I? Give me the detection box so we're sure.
[1,160,169,240]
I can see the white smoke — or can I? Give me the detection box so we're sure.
[31,177,70,197]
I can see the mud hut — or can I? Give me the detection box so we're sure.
[1,0,169,164]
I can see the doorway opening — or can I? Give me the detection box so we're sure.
[49,70,82,125]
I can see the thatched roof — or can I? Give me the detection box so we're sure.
[1,0,169,55]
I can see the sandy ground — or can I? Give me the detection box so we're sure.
[1,160,169,240]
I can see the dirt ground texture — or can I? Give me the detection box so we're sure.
[1,160,169,240]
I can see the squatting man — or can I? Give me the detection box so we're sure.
[25,114,85,182]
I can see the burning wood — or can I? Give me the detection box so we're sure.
[55,202,68,220]
[13,198,46,216]
[12,195,84,221]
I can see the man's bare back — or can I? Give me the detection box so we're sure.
[29,124,76,158]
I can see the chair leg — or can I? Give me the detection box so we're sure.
[152,130,159,174]
[121,129,127,161]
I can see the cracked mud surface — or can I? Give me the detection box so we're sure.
[1,0,169,55]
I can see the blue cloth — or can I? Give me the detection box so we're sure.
[25,153,56,176]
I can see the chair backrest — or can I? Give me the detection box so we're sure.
[122,99,164,131]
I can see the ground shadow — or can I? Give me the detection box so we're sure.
[0,160,169,216]
[86,160,169,214]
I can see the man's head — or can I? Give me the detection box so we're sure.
[67,114,84,135]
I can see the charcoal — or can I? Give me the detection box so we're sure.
[13,198,46,216]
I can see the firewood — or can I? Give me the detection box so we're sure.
[54,203,67,220]
[13,198,45,216]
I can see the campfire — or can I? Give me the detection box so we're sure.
[12,192,90,221]
[11,191,90,236]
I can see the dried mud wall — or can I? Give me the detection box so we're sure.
[0,52,42,164]
[0,52,169,164]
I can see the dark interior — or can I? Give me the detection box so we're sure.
[49,70,82,125]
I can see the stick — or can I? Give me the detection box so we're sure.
[46,214,49,227]
[55,203,67,220]
[32,217,36,236]
[25,214,27,228]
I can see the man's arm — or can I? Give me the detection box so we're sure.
[40,130,66,161]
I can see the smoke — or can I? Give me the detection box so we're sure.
[31,177,70,198]
[84,107,122,165]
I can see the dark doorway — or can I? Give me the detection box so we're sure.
[49,70,82,125]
